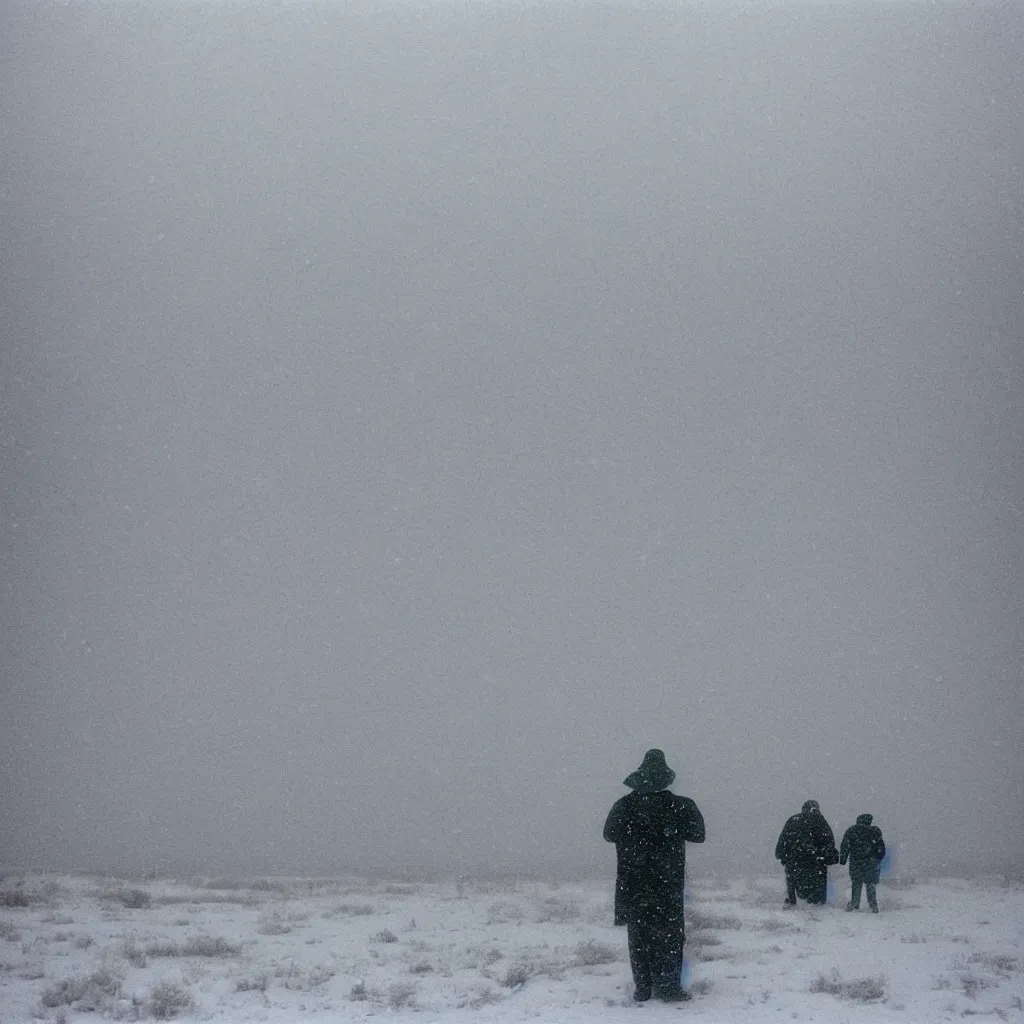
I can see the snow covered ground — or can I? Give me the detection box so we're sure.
[1,871,1022,1023]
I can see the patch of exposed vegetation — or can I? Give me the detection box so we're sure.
[810,970,887,1002]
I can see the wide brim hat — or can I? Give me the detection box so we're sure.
[623,748,675,793]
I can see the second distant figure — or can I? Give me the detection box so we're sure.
[839,814,886,912]
[775,800,839,906]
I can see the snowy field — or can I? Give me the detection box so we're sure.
[1,872,1022,1023]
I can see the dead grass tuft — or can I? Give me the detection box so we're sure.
[257,912,292,935]
[40,967,121,1010]
[331,902,375,917]
[388,981,417,1008]
[574,938,619,966]
[534,895,581,923]
[688,909,743,930]
[960,971,994,999]
[147,979,195,1019]
[146,935,242,958]
[810,970,886,1002]
[970,952,1018,974]
[235,973,270,993]
[112,888,152,909]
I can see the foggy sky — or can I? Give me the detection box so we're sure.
[2,0,1022,879]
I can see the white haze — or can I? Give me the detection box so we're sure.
[1,0,1022,880]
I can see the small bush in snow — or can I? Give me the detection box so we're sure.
[276,962,334,990]
[485,900,524,925]
[257,912,292,935]
[534,896,581,923]
[500,952,566,987]
[333,902,375,916]
[464,984,503,1009]
[372,928,398,943]
[970,952,1018,974]
[146,935,241,958]
[810,970,886,1002]
[0,889,31,908]
[501,962,532,988]
[756,916,801,935]
[122,934,148,967]
[574,939,618,966]
[960,972,992,998]
[688,909,743,931]
[183,934,241,957]
[204,877,246,890]
[235,973,270,993]
[41,967,121,1009]
[349,981,373,1001]
[117,889,153,910]
[388,982,417,1008]
[147,979,195,1019]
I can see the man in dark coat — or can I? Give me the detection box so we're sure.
[774,800,839,906]
[839,813,886,912]
[604,749,705,1002]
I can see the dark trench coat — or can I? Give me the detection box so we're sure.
[604,790,706,924]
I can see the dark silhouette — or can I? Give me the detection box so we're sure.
[839,813,886,912]
[774,800,839,906]
[604,749,705,1002]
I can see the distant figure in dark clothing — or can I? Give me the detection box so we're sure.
[840,814,886,912]
[775,800,839,906]
[604,749,705,1003]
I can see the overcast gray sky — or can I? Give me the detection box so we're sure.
[2,0,1022,879]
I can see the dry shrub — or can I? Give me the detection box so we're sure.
[462,984,504,1009]
[257,912,292,935]
[574,939,618,966]
[500,951,567,987]
[372,928,398,943]
[235,973,270,993]
[41,967,121,1010]
[276,962,334,991]
[349,981,373,1001]
[146,935,241,958]
[122,934,148,967]
[0,890,31,908]
[383,883,419,896]
[486,900,524,925]
[332,902,375,916]
[501,962,532,988]
[960,972,993,999]
[688,909,743,931]
[388,982,417,1009]
[250,877,282,891]
[183,934,241,957]
[970,952,1018,974]
[535,896,581,923]
[810,970,886,1002]
[756,916,802,935]
[204,877,247,890]
[147,979,195,1019]
[114,888,152,909]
